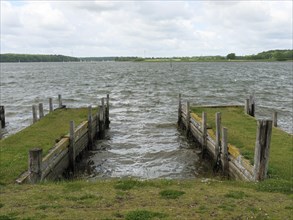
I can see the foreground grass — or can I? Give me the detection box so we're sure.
[0,179,292,219]
[191,106,293,182]
[0,108,95,185]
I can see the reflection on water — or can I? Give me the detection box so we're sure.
[1,61,292,179]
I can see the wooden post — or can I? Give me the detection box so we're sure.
[273,112,277,127]
[69,121,76,174]
[101,98,105,124]
[96,108,100,137]
[99,104,105,139]
[215,112,221,160]
[201,112,207,158]
[249,95,255,117]
[88,106,93,150]
[58,94,62,108]
[221,127,229,176]
[178,93,181,125]
[105,94,110,129]
[245,99,250,115]
[39,103,44,119]
[49,98,53,112]
[0,106,5,128]
[29,148,42,183]
[186,101,190,136]
[254,120,272,181]
[32,105,38,123]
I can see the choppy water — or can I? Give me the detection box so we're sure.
[1,61,292,179]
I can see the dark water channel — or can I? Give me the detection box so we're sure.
[1,62,292,179]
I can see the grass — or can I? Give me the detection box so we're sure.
[0,106,292,219]
[159,189,185,199]
[0,179,292,219]
[191,106,293,181]
[0,108,96,185]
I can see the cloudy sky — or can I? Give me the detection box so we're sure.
[1,0,292,57]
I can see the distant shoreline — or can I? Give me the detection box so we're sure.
[1,49,292,62]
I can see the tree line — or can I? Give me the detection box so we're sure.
[1,50,292,62]
[0,54,79,62]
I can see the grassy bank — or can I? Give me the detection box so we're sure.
[0,107,292,219]
[0,108,94,185]
[0,179,292,219]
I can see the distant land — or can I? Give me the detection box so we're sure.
[0,49,292,63]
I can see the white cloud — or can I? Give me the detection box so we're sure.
[0,1,292,57]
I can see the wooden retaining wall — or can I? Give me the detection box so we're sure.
[16,95,110,184]
[178,95,272,181]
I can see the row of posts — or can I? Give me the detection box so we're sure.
[178,94,273,181]
[28,94,110,183]
[32,95,63,123]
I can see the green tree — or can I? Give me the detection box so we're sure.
[226,53,236,60]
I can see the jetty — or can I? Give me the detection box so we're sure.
[178,94,292,182]
[0,94,110,184]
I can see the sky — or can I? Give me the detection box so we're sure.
[1,0,292,57]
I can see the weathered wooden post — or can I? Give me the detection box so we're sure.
[49,98,53,112]
[58,94,62,108]
[101,98,105,124]
[254,120,272,181]
[99,104,105,139]
[186,101,190,136]
[96,107,100,137]
[201,112,207,158]
[32,105,38,123]
[221,127,229,176]
[178,94,181,125]
[245,99,250,115]
[105,94,110,129]
[69,121,76,174]
[88,106,93,150]
[215,112,221,161]
[0,106,5,128]
[249,95,255,117]
[39,103,44,119]
[28,148,42,183]
[273,112,277,127]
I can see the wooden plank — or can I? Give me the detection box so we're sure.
[75,133,89,156]
[69,121,76,174]
[42,138,70,172]
[42,147,68,179]
[88,106,93,150]
[43,153,69,180]
[201,112,207,158]
[74,121,88,142]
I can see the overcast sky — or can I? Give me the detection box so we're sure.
[1,0,292,57]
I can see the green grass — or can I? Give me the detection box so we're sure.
[191,106,293,181]
[0,108,95,185]
[159,189,185,199]
[0,179,292,219]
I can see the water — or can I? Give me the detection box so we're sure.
[1,61,292,179]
